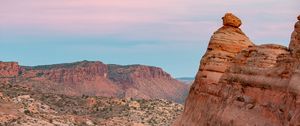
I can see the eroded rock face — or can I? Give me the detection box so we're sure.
[24,61,108,84]
[17,61,120,97]
[174,14,300,126]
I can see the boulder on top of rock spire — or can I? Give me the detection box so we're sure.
[222,13,242,28]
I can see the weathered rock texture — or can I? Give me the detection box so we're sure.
[0,61,188,103]
[174,14,300,126]
[222,13,242,28]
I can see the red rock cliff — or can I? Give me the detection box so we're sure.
[174,13,300,126]
[108,65,188,103]
[0,61,188,102]
[23,61,108,84]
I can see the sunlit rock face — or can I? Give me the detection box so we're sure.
[174,14,300,126]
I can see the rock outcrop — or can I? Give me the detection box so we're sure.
[174,14,300,126]
[0,61,188,103]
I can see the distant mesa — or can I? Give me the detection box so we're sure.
[0,60,189,103]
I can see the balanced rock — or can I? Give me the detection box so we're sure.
[174,14,300,126]
[222,13,242,28]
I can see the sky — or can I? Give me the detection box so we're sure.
[0,0,299,77]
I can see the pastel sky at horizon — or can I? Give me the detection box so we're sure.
[0,0,299,77]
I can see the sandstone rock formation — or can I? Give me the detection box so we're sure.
[289,16,300,57]
[222,13,242,28]
[174,14,300,126]
[0,61,188,103]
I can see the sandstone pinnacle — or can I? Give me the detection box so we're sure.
[289,15,300,56]
[222,13,242,28]
[174,14,300,126]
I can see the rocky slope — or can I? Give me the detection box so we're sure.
[174,13,300,126]
[0,61,188,103]
[0,83,183,126]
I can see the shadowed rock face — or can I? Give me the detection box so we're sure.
[0,61,188,103]
[174,14,300,126]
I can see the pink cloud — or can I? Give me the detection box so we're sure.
[0,0,299,45]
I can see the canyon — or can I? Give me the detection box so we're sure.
[174,13,300,126]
